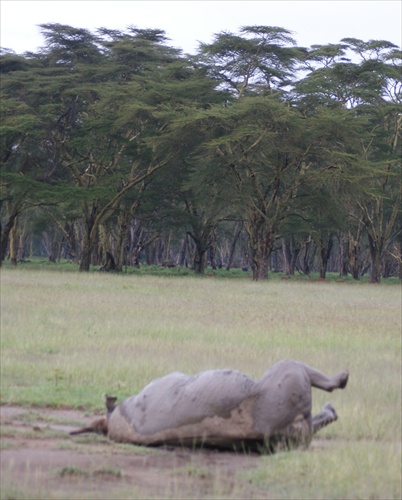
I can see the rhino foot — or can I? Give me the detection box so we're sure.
[312,402,338,434]
[338,371,349,389]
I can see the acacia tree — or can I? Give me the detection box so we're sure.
[180,170,236,273]
[1,24,230,272]
[198,25,303,97]
[171,27,370,280]
[144,53,235,274]
[52,26,185,271]
[170,95,307,280]
[190,26,308,279]
[0,50,65,265]
[2,25,400,279]
[294,38,401,282]
[72,27,232,272]
[349,42,401,282]
[1,25,187,271]
[355,104,401,282]
[1,26,103,266]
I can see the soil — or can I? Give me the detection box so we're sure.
[0,405,327,500]
[0,405,264,499]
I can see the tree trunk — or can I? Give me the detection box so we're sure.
[65,222,79,263]
[9,217,18,266]
[178,237,188,267]
[29,235,34,259]
[79,237,92,272]
[281,237,300,275]
[252,250,270,280]
[49,238,58,263]
[381,251,395,279]
[226,221,242,271]
[0,211,19,266]
[156,239,164,265]
[193,242,208,274]
[100,251,116,272]
[79,201,98,272]
[188,229,212,274]
[16,218,29,261]
[145,243,155,265]
[318,233,334,279]
[248,229,274,281]
[296,237,316,276]
[208,231,217,270]
[79,221,97,271]
[367,233,382,283]
[115,214,129,272]
[348,230,363,280]
[338,233,349,277]
[128,219,143,266]
[164,231,172,264]
[56,237,63,261]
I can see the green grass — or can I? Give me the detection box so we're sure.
[1,267,401,499]
[245,441,401,499]
[52,465,123,478]
[4,256,401,283]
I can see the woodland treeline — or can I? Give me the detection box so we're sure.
[1,24,401,281]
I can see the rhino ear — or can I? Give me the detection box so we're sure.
[105,395,118,413]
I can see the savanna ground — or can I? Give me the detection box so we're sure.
[0,265,401,499]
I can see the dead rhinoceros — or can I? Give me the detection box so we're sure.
[71,359,349,453]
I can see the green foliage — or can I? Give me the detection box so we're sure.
[0,23,400,280]
[199,25,301,96]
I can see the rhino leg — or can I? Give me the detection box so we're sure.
[304,365,349,392]
[311,402,338,434]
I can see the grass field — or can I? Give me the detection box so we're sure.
[1,266,401,499]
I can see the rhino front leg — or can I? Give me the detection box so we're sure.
[311,403,338,434]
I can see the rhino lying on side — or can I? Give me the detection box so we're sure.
[71,359,349,453]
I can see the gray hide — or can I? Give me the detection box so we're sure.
[107,359,349,452]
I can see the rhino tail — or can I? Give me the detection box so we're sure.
[70,417,108,436]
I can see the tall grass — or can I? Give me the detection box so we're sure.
[1,268,401,498]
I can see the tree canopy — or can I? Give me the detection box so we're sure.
[1,24,401,281]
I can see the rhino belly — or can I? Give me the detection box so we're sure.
[107,369,260,447]
[108,395,262,449]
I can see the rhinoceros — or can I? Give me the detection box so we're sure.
[71,359,349,453]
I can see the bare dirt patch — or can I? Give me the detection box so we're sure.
[1,405,333,499]
[0,405,272,499]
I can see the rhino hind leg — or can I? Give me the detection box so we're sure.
[304,364,349,392]
[312,402,338,434]
[265,402,340,453]
[264,413,314,454]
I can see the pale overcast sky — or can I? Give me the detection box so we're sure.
[1,0,401,55]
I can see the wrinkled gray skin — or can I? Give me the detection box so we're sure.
[107,360,349,453]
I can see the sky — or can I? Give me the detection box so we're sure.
[1,0,401,55]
